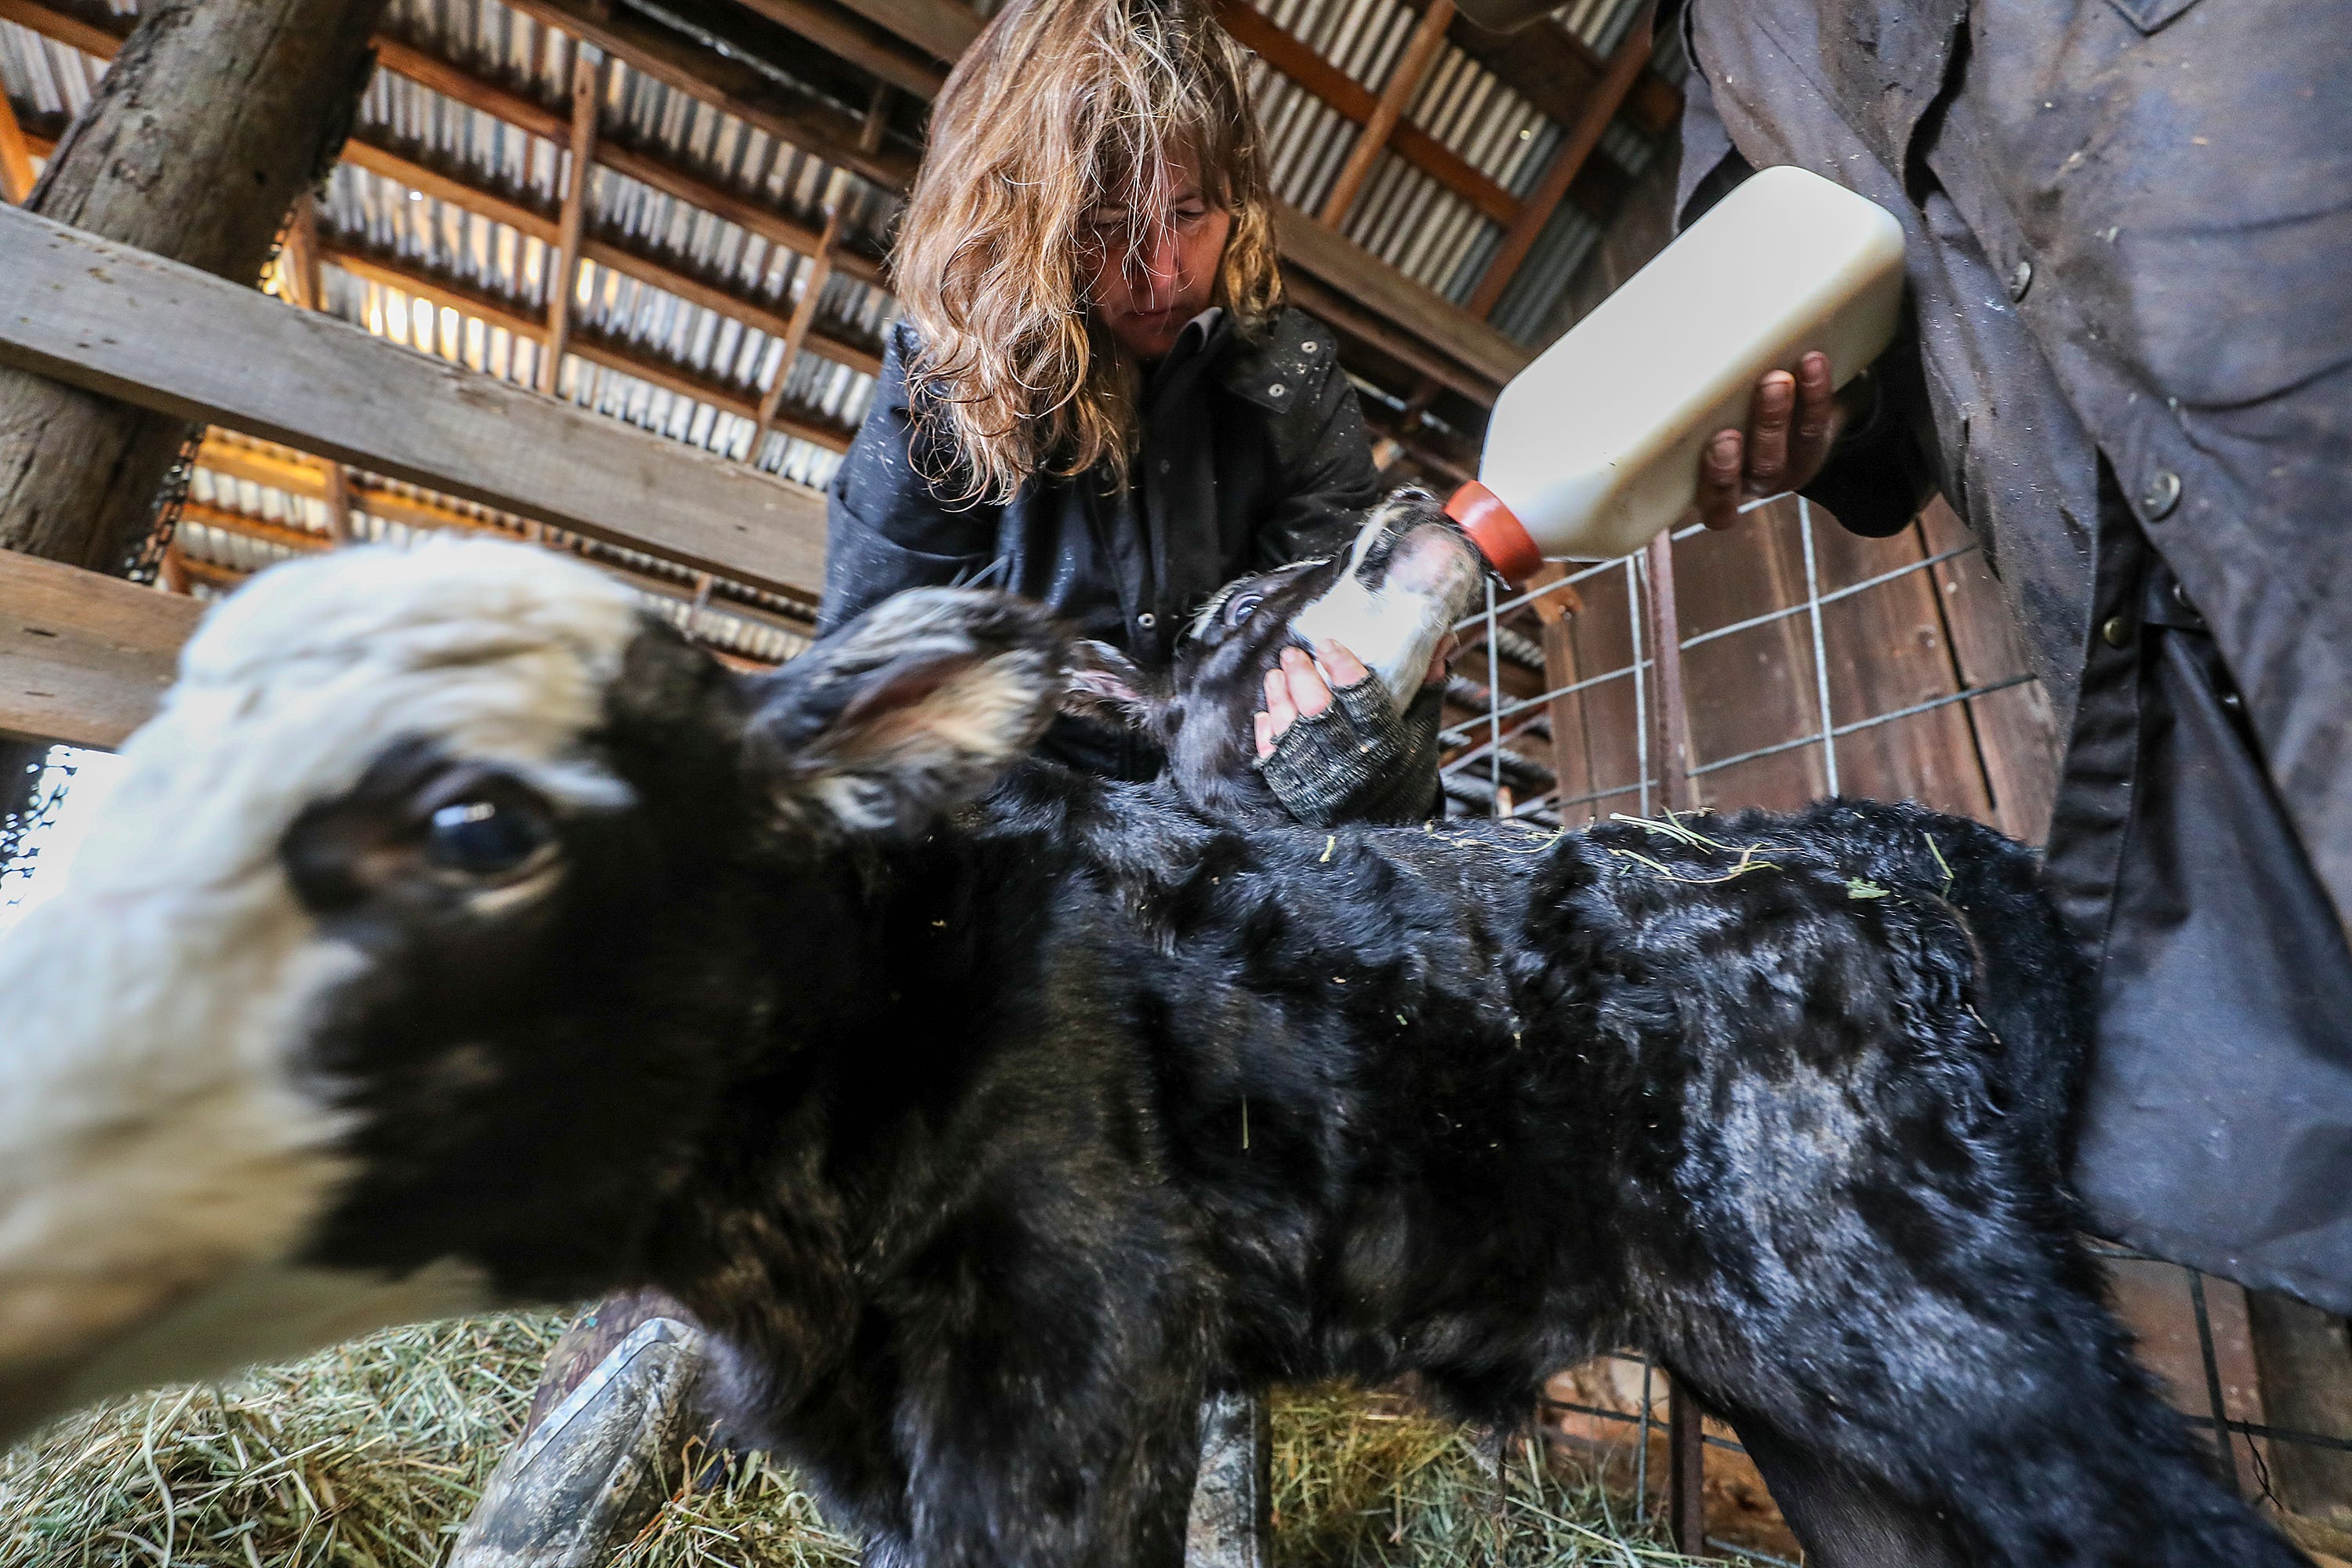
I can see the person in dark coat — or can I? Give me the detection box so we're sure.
[821,0,1407,804]
[1675,0,2352,1319]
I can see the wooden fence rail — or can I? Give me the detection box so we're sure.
[0,204,828,598]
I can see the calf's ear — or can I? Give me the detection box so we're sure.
[1061,639,1167,733]
[747,588,1068,835]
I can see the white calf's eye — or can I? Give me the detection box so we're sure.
[426,797,551,878]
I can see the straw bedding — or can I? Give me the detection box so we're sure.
[1,1316,1693,1567]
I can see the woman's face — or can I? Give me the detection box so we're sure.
[1082,159,1235,361]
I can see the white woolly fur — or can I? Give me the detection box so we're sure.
[0,539,641,1420]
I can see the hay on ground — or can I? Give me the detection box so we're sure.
[3,1318,1694,1567]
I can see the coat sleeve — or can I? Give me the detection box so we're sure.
[819,324,999,636]
[1798,334,1943,539]
[1247,322,1383,570]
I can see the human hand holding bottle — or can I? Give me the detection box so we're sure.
[1691,350,1849,530]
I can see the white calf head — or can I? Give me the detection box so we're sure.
[0,542,1068,1443]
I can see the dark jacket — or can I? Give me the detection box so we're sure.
[821,305,1380,777]
[1676,0,2352,1308]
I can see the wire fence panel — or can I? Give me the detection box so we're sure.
[1443,492,2341,1552]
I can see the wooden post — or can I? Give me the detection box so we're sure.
[1466,1,1652,318]
[858,82,893,158]
[277,196,325,312]
[0,89,35,205]
[542,48,601,396]
[0,0,390,573]
[321,461,356,545]
[1317,0,1454,228]
[1642,532,1693,813]
[754,205,845,453]
[2247,1290,2352,1525]
[1667,1377,1708,1555]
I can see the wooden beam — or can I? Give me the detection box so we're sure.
[321,462,355,543]
[593,136,886,291]
[1274,205,1528,387]
[274,197,323,310]
[1216,0,1518,227]
[0,86,34,204]
[0,0,114,57]
[824,0,980,66]
[501,0,916,191]
[1466,2,1652,317]
[757,205,844,445]
[1279,269,1495,405]
[0,203,828,593]
[343,132,561,242]
[732,0,946,98]
[322,241,552,342]
[0,550,202,750]
[1318,0,1454,228]
[543,49,601,394]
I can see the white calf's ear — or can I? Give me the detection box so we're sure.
[749,589,1068,835]
[1061,640,1166,732]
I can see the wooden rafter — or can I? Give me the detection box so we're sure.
[1465,2,1653,318]
[732,0,946,97]
[1214,0,1518,227]
[542,49,602,395]
[1317,0,1456,228]
[825,0,981,66]
[0,86,34,204]
[500,0,915,191]
[757,205,847,448]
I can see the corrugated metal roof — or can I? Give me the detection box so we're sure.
[180,437,811,660]
[1236,0,1653,331]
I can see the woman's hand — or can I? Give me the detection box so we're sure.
[1255,642,1370,758]
[1693,350,1845,531]
[1251,638,1454,826]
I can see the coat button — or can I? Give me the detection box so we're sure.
[1137,612,1156,629]
[2007,258,2033,300]
[1268,383,1286,397]
[1301,340,1318,353]
[2140,468,2182,520]
[2102,615,2132,649]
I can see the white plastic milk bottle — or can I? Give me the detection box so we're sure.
[1446,165,1907,583]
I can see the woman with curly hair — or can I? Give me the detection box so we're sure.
[822,0,1421,808]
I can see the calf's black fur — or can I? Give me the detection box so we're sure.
[282,564,2298,1567]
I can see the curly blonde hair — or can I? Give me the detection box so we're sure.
[891,0,1283,505]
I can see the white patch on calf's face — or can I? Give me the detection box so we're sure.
[1287,506,1483,717]
[0,539,641,1430]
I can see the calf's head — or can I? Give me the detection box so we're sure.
[0,541,1070,1443]
[1068,490,1485,819]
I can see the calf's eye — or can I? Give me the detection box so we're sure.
[1225,593,1265,628]
[426,797,551,878]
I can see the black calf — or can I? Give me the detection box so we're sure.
[4,531,2296,1567]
